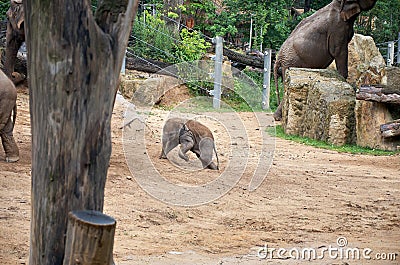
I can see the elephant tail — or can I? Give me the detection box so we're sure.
[213,144,220,170]
[273,55,281,105]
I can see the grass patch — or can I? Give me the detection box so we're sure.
[268,125,399,156]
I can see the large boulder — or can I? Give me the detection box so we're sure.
[119,70,180,106]
[329,33,386,87]
[282,68,356,146]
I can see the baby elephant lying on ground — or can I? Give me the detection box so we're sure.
[159,118,219,170]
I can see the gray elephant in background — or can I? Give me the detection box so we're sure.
[0,69,19,162]
[160,118,219,170]
[273,0,377,121]
[4,0,25,77]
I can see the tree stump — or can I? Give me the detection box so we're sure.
[63,211,116,265]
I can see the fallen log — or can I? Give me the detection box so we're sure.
[125,57,174,75]
[380,119,400,138]
[223,48,265,69]
[356,85,400,104]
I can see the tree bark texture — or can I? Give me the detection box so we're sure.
[356,85,400,104]
[223,47,264,69]
[63,211,116,265]
[380,119,400,138]
[25,0,139,264]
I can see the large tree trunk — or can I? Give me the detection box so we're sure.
[24,0,139,264]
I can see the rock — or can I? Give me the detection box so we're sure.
[329,34,386,87]
[355,101,400,151]
[386,67,400,91]
[119,70,183,107]
[282,68,356,146]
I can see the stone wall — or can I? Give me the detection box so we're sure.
[282,34,399,151]
[282,68,356,146]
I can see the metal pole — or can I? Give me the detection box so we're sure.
[249,16,253,51]
[262,49,272,110]
[213,36,223,109]
[387,41,394,66]
[260,27,263,51]
[397,32,400,64]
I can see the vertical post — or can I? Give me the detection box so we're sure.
[262,49,272,110]
[397,32,400,65]
[387,41,394,66]
[213,36,223,109]
[249,16,253,51]
[259,27,263,51]
[63,211,116,265]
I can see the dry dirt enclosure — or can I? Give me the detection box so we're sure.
[1,90,400,264]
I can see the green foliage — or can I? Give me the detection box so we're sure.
[270,125,400,156]
[131,11,178,62]
[0,1,9,21]
[354,0,400,45]
[198,0,295,51]
[130,11,211,64]
[173,29,211,62]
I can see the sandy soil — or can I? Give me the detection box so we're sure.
[0,89,399,265]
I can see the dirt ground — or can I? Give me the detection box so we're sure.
[0,87,399,265]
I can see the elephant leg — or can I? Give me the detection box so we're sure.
[273,101,283,121]
[160,136,179,159]
[0,114,19,162]
[5,22,24,76]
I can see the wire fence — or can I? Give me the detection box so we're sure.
[376,35,400,66]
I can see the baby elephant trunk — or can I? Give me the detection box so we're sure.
[199,137,219,170]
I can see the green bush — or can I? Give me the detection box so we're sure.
[130,11,178,62]
[173,29,211,63]
[0,1,9,21]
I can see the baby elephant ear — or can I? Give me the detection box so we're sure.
[340,0,361,21]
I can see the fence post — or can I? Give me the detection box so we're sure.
[63,210,116,265]
[387,41,395,66]
[249,16,253,50]
[397,32,400,65]
[262,49,272,110]
[213,36,223,109]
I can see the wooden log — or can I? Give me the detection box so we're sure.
[125,57,173,74]
[223,47,264,69]
[63,211,116,265]
[356,85,400,104]
[380,119,400,138]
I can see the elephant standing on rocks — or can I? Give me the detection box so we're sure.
[4,0,25,77]
[0,69,19,162]
[160,118,219,170]
[273,0,377,121]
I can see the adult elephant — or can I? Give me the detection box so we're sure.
[0,69,19,162]
[273,0,377,121]
[4,0,25,77]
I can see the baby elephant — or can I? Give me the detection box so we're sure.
[160,118,219,170]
